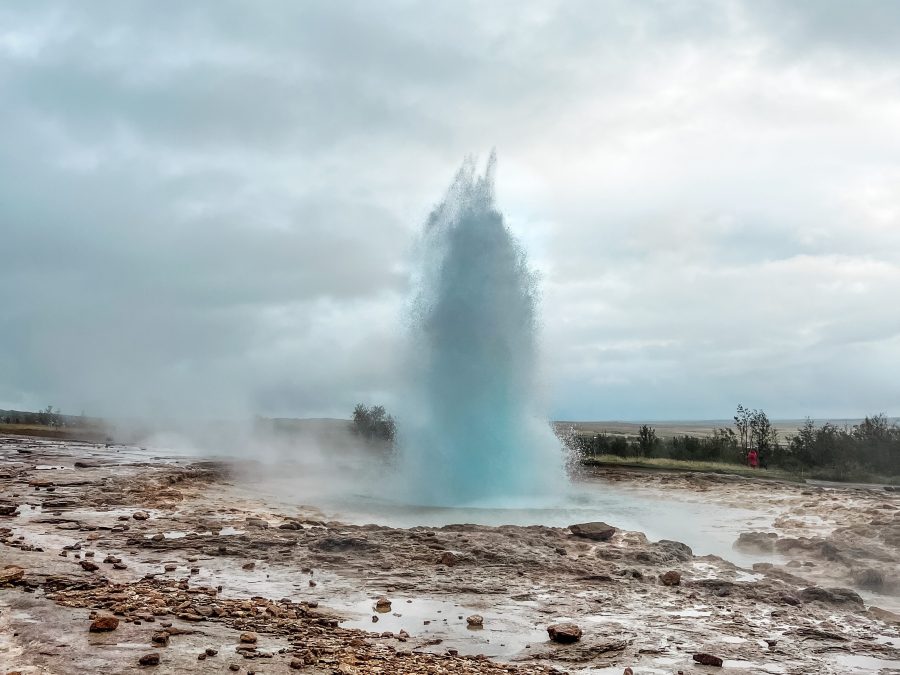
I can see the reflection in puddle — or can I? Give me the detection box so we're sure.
[337,596,547,657]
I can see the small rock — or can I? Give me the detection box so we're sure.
[439,551,459,566]
[289,660,303,670]
[660,570,682,586]
[242,562,255,571]
[138,653,160,666]
[133,511,149,520]
[466,614,484,627]
[246,518,269,529]
[89,616,120,632]
[229,664,240,671]
[693,653,724,667]
[164,564,177,572]
[239,632,257,644]
[151,632,169,646]
[206,648,218,656]
[0,565,25,584]
[374,596,392,611]
[547,622,582,643]
[80,560,99,572]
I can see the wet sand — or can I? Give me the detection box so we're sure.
[1,435,899,674]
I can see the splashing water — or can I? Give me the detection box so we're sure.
[401,155,566,505]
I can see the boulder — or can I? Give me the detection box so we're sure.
[547,622,582,643]
[800,586,864,606]
[89,616,120,632]
[660,570,682,586]
[570,522,616,541]
[735,531,778,553]
[138,653,160,666]
[693,653,723,667]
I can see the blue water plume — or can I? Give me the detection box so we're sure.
[401,154,566,505]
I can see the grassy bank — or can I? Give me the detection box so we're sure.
[0,423,110,443]
[582,454,900,485]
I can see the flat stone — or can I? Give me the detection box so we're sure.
[569,522,616,541]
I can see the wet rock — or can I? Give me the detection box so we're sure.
[239,632,258,644]
[0,504,17,516]
[660,570,682,586]
[439,551,459,566]
[853,567,886,591]
[206,648,218,656]
[735,531,778,552]
[570,522,616,541]
[80,560,99,572]
[799,586,864,605]
[374,596,392,611]
[656,540,693,562]
[693,653,723,667]
[466,614,484,627]
[164,564,177,572]
[0,565,25,584]
[89,616,119,632]
[547,622,582,643]
[869,606,900,624]
[151,631,169,646]
[138,653,160,666]
[311,536,372,552]
[229,666,239,672]
[242,562,255,571]
[246,518,269,529]
[289,660,303,669]
[133,511,149,520]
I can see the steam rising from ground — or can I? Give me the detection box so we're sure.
[124,157,566,510]
[399,155,566,505]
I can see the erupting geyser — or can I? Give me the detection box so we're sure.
[402,154,565,504]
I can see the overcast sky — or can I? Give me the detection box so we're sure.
[2,1,899,421]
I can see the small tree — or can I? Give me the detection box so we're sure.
[351,404,396,444]
[636,424,658,457]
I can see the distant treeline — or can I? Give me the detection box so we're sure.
[567,406,899,480]
[0,407,104,429]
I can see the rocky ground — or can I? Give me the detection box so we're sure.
[1,436,899,674]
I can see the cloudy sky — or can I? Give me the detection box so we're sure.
[2,1,899,422]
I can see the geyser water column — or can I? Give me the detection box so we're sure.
[402,155,565,505]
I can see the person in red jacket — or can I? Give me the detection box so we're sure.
[748,449,759,468]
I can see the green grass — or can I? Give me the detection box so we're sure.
[581,454,900,485]
[582,454,802,482]
[0,423,109,443]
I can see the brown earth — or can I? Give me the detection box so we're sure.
[1,434,899,674]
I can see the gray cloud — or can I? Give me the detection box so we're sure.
[1,1,899,421]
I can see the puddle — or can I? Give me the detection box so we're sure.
[218,527,245,536]
[336,596,547,657]
[667,608,712,618]
[830,653,900,673]
[34,465,68,470]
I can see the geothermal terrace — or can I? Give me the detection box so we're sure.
[1,434,899,674]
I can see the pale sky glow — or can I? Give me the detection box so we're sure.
[1,1,899,421]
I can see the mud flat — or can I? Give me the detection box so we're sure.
[1,436,899,674]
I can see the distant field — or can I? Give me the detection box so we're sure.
[580,453,801,481]
[0,423,109,442]
[554,418,886,442]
